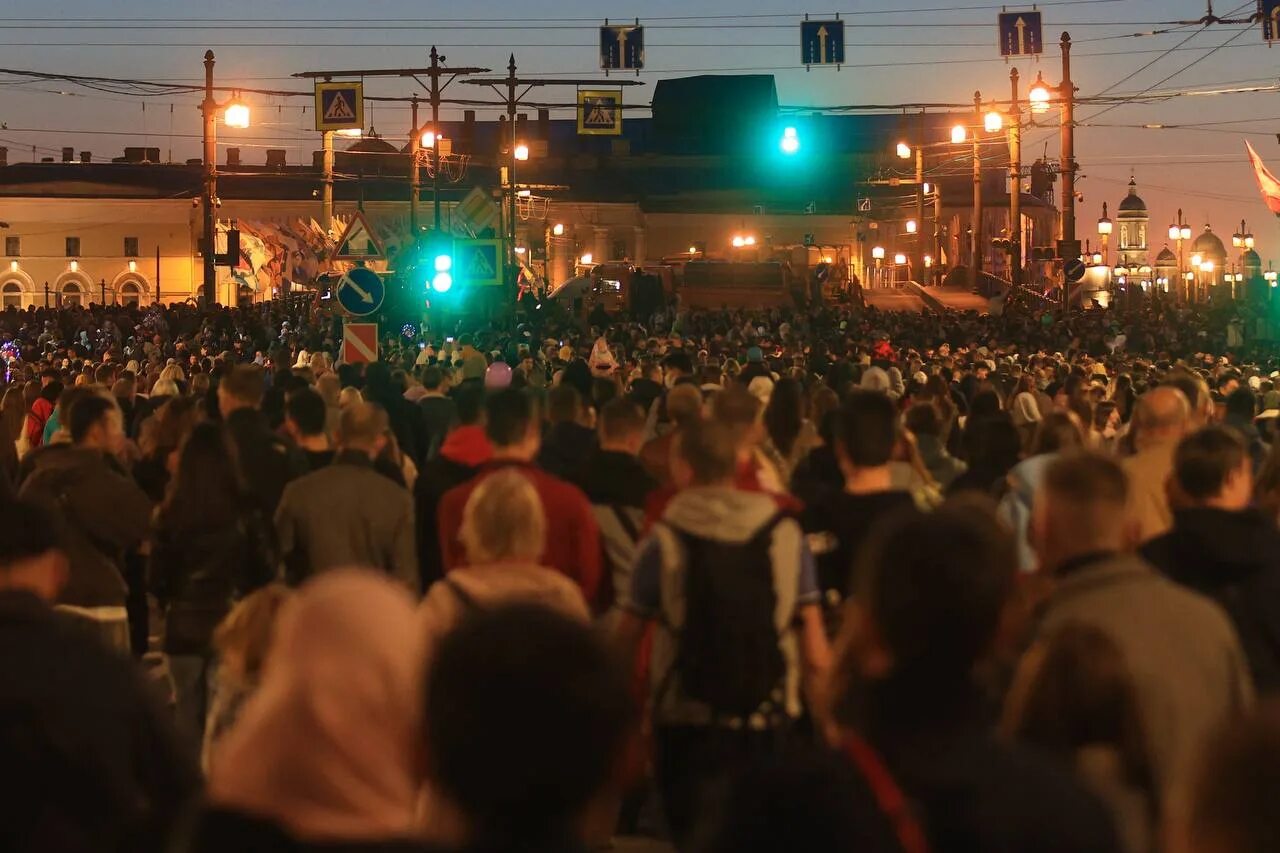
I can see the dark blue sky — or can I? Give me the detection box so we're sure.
[1,0,1276,262]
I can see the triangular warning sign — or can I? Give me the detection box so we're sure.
[324,91,356,122]
[466,246,495,278]
[330,212,385,261]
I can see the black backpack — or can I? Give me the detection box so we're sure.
[668,515,787,717]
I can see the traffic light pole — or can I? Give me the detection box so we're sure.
[1059,31,1076,314]
[971,90,983,292]
[506,55,519,299]
[409,95,421,234]
[201,51,218,307]
[1009,68,1022,290]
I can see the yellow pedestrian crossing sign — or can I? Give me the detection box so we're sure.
[455,238,504,287]
[315,81,364,131]
[578,89,623,136]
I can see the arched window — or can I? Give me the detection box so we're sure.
[2,282,21,308]
[120,281,141,306]
[61,281,82,308]
[1138,225,1146,248]
[1120,224,1129,248]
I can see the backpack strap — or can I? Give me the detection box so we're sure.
[445,576,480,612]
[611,504,641,543]
[842,734,931,853]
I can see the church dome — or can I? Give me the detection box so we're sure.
[1244,248,1262,268]
[1155,245,1177,264]
[1191,226,1227,260]
[1117,177,1147,213]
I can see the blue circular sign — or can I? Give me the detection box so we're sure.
[336,266,385,316]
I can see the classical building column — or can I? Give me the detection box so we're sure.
[592,225,609,265]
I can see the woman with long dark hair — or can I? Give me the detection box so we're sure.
[152,421,274,756]
[762,377,810,486]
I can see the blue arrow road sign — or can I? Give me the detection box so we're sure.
[600,25,645,70]
[998,11,1043,57]
[801,19,845,65]
[1264,0,1280,42]
[336,266,385,316]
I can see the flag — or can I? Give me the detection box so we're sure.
[1245,140,1280,218]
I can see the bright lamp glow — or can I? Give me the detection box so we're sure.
[950,125,966,144]
[1180,226,1192,240]
[223,99,250,129]
[128,260,137,273]
[923,182,932,194]
[337,127,363,138]
[732,236,745,248]
[1201,261,1215,273]
[1191,253,1203,267]
[579,253,593,265]
[434,254,452,273]
[1029,74,1052,114]
[1168,224,1180,240]
[1097,218,1112,236]
[421,130,436,148]
[896,142,912,160]
[514,246,527,255]
[779,126,800,155]
[906,219,918,234]
[872,246,885,260]
[431,272,453,293]
[552,223,565,236]
[1246,235,1256,249]
[894,253,907,265]
[69,260,78,273]
[513,143,530,161]
[689,246,697,254]
[984,111,1003,133]
[9,261,17,273]
[744,236,756,246]
[923,255,933,268]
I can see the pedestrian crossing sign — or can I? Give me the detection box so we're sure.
[315,81,364,131]
[455,238,504,287]
[331,211,385,262]
[577,89,623,136]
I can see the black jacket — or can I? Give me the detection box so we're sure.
[859,677,1121,853]
[151,510,276,655]
[1142,507,1280,693]
[225,408,305,517]
[366,388,430,469]
[178,808,441,853]
[19,446,153,608]
[575,449,657,509]
[415,455,481,593]
[537,422,597,482]
[0,591,199,853]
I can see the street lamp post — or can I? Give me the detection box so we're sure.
[972,91,983,292]
[1058,32,1076,315]
[1169,209,1191,302]
[1097,202,1112,267]
[200,51,249,307]
[1008,68,1022,289]
[1232,219,1254,299]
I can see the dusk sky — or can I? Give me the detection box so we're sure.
[1,0,1276,264]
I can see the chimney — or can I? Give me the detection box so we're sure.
[0,147,7,166]
[537,108,550,140]
[265,149,287,169]
[40,157,53,163]
[61,147,74,163]
[226,148,241,168]
[185,158,202,166]
[123,147,145,163]
[79,151,91,163]
[145,147,160,163]
[516,112,529,139]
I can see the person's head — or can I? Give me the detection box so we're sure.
[547,383,585,426]
[69,392,124,454]
[209,570,425,839]
[1225,387,1257,423]
[1132,384,1193,449]
[485,388,540,460]
[212,583,293,688]
[666,383,704,430]
[710,385,764,462]
[1004,623,1153,799]
[189,372,210,399]
[459,468,546,566]
[763,377,805,458]
[337,402,390,458]
[833,499,1016,721]
[337,385,364,410]
[597,398,646,456]
[453,382,486,428]
[673,417,739,489]
[1183,701,1280,853]
[284,386,328,442]
[1172,426,1253,512]
[217,364,265,417]
[0,499,68,601]
[904,400,944,440]
[424,604,636,846]
[421,365,447,393]
[1031,451,1132,575]
[315,372,341,408]
[1028,410,1085,457]
[834,390,897,478]
[163,420,248,529]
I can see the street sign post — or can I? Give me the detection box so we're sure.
[455,238,504,287]
[331,211,385,262]
[1264,0,1280,42]
[998,11,1043,57]
[342,322,379,364]
[336,267,385,316]
[1064,257,1087,284]
[577,89,624,135]
[600,24,645,70]
[801,19,845,66]
[314,81,364,132]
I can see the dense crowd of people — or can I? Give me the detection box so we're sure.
[5,292,1280,853]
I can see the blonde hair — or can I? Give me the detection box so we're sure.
[159,363,186,384]
[213,583,293,685]
[316,372,341,407]
[337,386,364,409]
[150,378,180,398]
[460,468,546,565]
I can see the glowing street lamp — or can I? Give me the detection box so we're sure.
[337,127,364,138]
[732,236,745,248]
[906,219,918,234]
[551,223,565,236]
[420,130,437,148]
[223,96,250,129]
[950,125,967,144]
[1028,71,1052,115]
[513,143,530,161]
[984,110,1004,133]
[894,253,907,265]
[871,246,886,260]
[579,252,594,265]
[896,142,912,160]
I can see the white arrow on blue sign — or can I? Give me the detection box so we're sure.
[336,266,385,317]
[998,11,1043,57]
[801,19,845,65]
